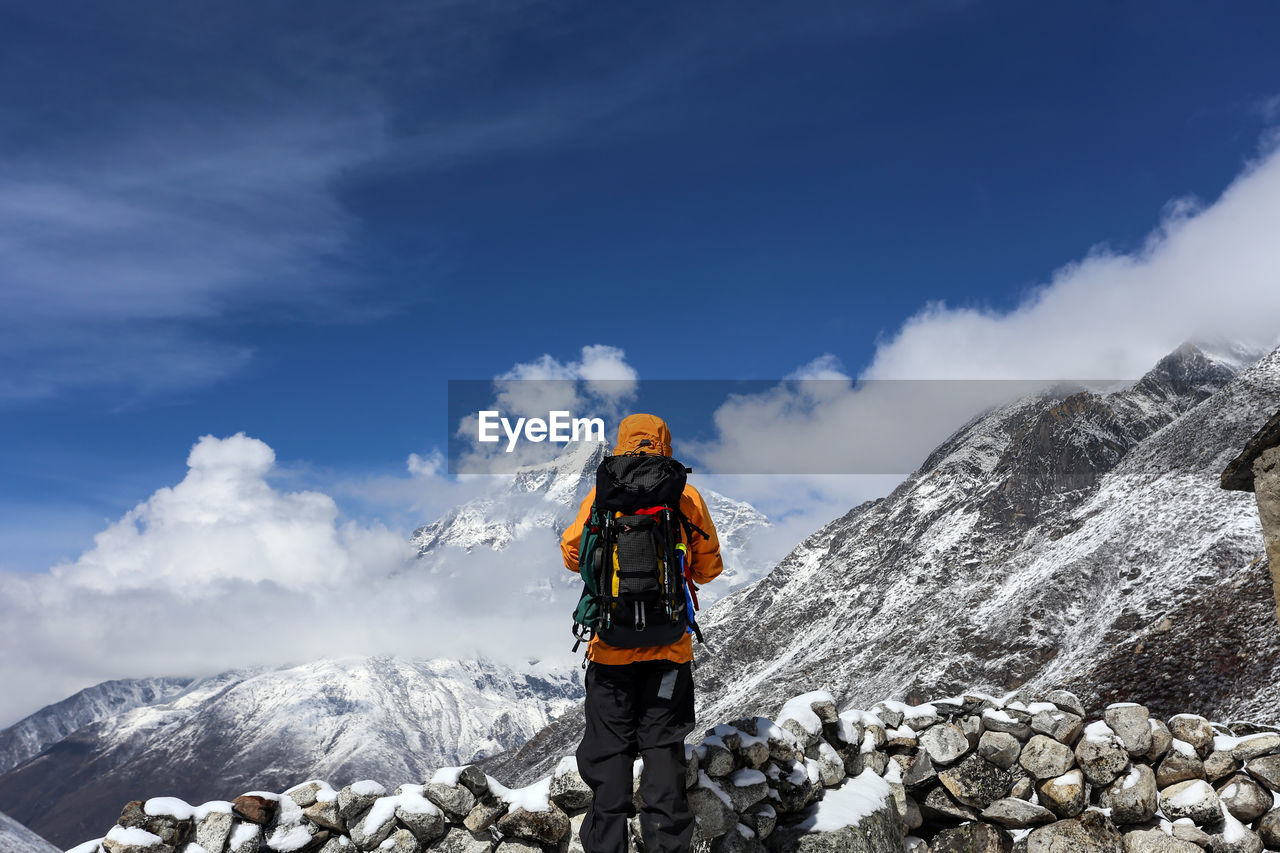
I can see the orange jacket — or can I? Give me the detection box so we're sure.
[561,414,723,665]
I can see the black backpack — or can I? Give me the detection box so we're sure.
[571,453,707,652]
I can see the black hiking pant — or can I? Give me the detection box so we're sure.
[576,659,696,853]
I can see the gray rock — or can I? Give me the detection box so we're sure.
[1098,764,1158,825]
[380,829,423,853]
[920,723,971,766]
[919,786,980,823]
[689,783,739,839]
[425,783,478,820]
[938,754,1014,808]
[1010,775,1035,801]
[983,710,1032,740]
[194,810,234,853]
[901,750,938,790]
[283,781,327,809]
[765,786,903,853]
[462,800,506,836]
[304,799,343,833]
[701,741,736,777]
[1231,733,1280,762]
[1169,822,1212,847]
[456,766,491,799]
[1207,824,1264,853]
[980,732,1022,770]
[902,795,922,832]
[958,715,985,747]
[433,827,494,853]
[317,835,356,853]
[1146,720,1173,762]
[227,824,263,853]
[1216,774,1271,823]
[872,703,904,729]
[1204,751,1242,783]
[264,817,326,852]
[980,798,1056,829]
[1036,769,1088,819]
[1245,754,1280,791]
[1122,828,1201,852]
[1076,724,1132,786]
[1027,810,1124,853]
[931,822,1012,852]
[338,783,386,823]
[495,804,571,845]
[1159,780,1221,825]
[103,828,172,853]
[1258,808,1280,848]
[1044,690,1086,717]
[1167,716,1216,759]
[810,742,845,788]
[1031,708,1084,746]
[550,763,593,812]
[1106,705,1154,757]
[725,769,771,812]
[741,802,777,840]
[348,799,398,850]
[1157,742,1206,788]
[396,798,446,844]
[1020,735,1076,779]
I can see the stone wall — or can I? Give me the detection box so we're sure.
[69,689,1280,853]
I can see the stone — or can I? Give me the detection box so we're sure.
[424,783,478,820]
[958,715,985,747]
[1009,776,1035,801]
[227,823,263,853]
[1231,733,1280,762]
[689,783,739,838]
[726,769,771,812]
[872,703,904,729]
[853,750,887,777]
[1076,724,1132,786]
[1036,769,1088,819]
[980,732,1022,770]
[284,781,328,809]
[264,818,326,852]
[337,783,385,823]
[1208,822,1264,853]
[550,763,593,812]
[1031,707,1085,746]
[1169,821,1212,847]
[1159,780,1221,825]
[1106,705,1154,757]
[433,827,494,853]
[1157,742,1206,788]
[348,799,398,850]
[920,723,971,766]
[1245,754,1280,791]
[920,786,980,823]
[1216,774,1271,823]
[741,802,777,840]
[980,798,1056,829]
[1020,735,1076,780]
[375,830,422,853]
[495,804,571,845]
[304,799,343,833]
[1121,828,1201,852]
[701,741,736,777]
[456,765,491,799]
[901,750,937,790]
[811,741,845,787]
[462,800,505,836]
[1203,751,1242,783]
[194,809,234,853]
[231,795,278,826]
[1098,764,1158,825]
[103,825,172,853]
[118,800,193,847]
[764,787,904,853]
[938,753,1014,808]
[1167,716,1216,759]
[1258,808,1280,848]
[317,836,355,853]
[1026,810,1124,853]
[902,796,922,832]
[394,794,445,844]
[983,710,1031,740]
[931,822,1013,852]
[1044,690,1086,717]
[1146,720,1173,762]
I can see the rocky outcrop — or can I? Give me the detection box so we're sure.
[67,688,1280,853]
[1221,405,1280,628]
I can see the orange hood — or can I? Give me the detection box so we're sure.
[613,414,672,456]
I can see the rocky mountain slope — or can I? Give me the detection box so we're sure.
[0,657,581,848]
[485,343,1280,785]
[0,810,58,853]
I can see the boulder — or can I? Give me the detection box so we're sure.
[1031,707,1084,746]
[1157,742,1206,788]
[376,829,421,853]
[931,822,1012,852]
[938,754,1014,809]
[764,779,904,853]
[1204,751,1242,783]
[920,786,980,823]
[920,723,971,766]
[1167,716,1216,758]
[741,802,778,840]
[232,795,278,826]
[1245,754,1280,791]
[283,781,329,809]
[1258,808,1280,848]
[462,800,505,836]
[1230,733,1280,762]
[1169,822,1213,847]
[1121,828,1201,852]
[1036,769,1088,819]
[1044,690,1086,717]
[979,732,1022,770]
[1098,764,1158,825]
[1105,705,1153,757]
[980,798,1056,829]
[194,809,234,853]
[1026,810,1124,853]
[304,799,343,833]
[901,750,938,790]
[456,765,491,799]
[549,761,593,812]
[1020,735,1076,780]
[1159,780,1221,825]
[1076,723,1132,786]
[700,741,737,777]
[424,783,478,820]
[102,825,171,853]
[348,798,398,850]
[433,827,494,853]
[1208,816,1264,853]
[1216,774,1271,823]
[689,781,738,838]
[227,823,263,853]
[118,800,193,847]
[982,710,1031,740]
[1146,720,1173,762]
[725,769,771,812]
[337,783,385,823]
[494,804,571,845]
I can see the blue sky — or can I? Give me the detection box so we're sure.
[3,0,1280,573]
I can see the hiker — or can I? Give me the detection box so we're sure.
[561,413,723,853]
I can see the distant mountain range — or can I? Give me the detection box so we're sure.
[483,342,1280,785]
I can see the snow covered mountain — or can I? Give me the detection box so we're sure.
[409,437,771,593]
[0,810,58,853]
[484,342,1280,785]
[0,656,580,848]
[0,677,191,777]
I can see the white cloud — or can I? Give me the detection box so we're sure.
[0,434,580,727]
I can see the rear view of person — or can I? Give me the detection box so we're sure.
[561,414,723,853]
